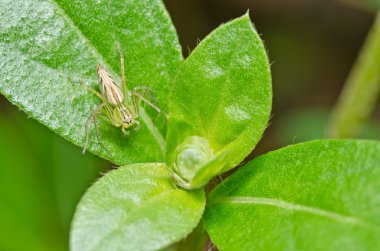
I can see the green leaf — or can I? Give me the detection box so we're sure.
[0,0,182,165]
[205,140,380,251]
[166,13,272,188]
[70,163,205,251]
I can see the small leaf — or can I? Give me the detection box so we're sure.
[0,0,182,165]
[166,13,272,188]
[71,163,205,251]
[205,140,380,251]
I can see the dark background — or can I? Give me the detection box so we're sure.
[0,1,379,250]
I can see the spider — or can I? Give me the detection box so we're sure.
[78,47,161,154]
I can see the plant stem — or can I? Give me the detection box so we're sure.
[328,12,380,138]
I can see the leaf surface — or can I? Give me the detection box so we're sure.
[71,163,205,251]
[205,140,380,251]
[0,0,182,165]
[166,14,272,187]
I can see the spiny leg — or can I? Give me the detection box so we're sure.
[134,86,158,109]
[78,82,105,101]
[94,115,113,156]
[83,103,107,154]
[116,42,128,96]
[121,127,131,136]
[68,77,104,101]
[132,87,161,114]
[133,86,156,100]
[132,89,140,117]
[131,87,166,128]
[115,44,161,116]
[132,120,140,132]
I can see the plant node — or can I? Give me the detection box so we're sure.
[172,136,214,184]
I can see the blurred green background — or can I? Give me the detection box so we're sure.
[0,0,379,250]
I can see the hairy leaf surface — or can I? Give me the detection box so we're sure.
[166,14,272,187]
[206,140,380,251]
[71,163,205,251]
[0,0,182,165]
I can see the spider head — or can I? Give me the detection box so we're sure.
[113,105,135,129]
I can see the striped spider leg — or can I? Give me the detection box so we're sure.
[116,43,161,116]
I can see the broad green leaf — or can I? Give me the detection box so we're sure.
[166,14,272,188]
[0,0,182,165]
[70,163,205,251]
[205,140,380,251]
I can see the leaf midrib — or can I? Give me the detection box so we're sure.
[51,0,166,152]
[210,196,378,230]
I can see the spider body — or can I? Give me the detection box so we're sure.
[78,48,160,154]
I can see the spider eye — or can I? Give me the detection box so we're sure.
[123,115,133,124]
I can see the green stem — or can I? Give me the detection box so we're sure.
[328,12,380,138]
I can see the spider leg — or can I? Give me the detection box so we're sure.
[133,86,157,104]
[132,90,140,116]
[78,81,105,101]
[83,102,107,154]
[68,77,105,101]
[132,87,161,114]
[121,127,131,136]
[132,120,141,132]
[116,42,128,97]
[94,114,113,156]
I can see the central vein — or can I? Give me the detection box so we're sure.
[211,196,376,230]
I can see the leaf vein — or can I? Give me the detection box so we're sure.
[211,196,378,230]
